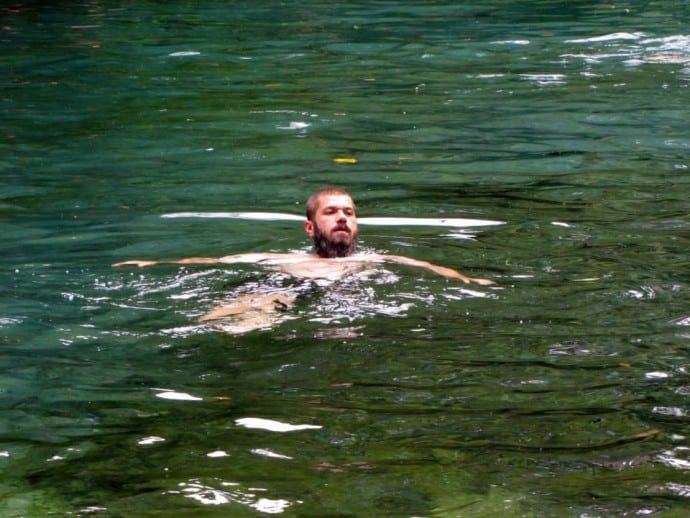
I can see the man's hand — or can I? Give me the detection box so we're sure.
[113,257,221,267]
[467,277,495,286]
[426,264,495,285]
[376,254,495,285]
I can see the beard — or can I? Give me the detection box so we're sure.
[312,225,358,258]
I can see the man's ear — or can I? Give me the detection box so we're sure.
[304,219,314,237]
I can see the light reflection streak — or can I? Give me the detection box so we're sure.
[235,417,321,433]
[443,232,477,240]
[566,32,645,43]
[251,448,293,460]
[645,372,670,379]
[444,287,498,300]
[520,74,567,86]
[138,436,165,446]
[161,212,505,228]
[154,389,203,401]
[207,450,229,458]
[110,303,161,311]
[491,39,530,45]
[168,51,200,57]
[79,506,108,513]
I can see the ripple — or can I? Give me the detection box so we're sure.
[643,35,690,54]
[657,447,690,470]
[563,32,690,66]
[444,287,498,300]
[625,286,657,300]
[548,340,594,356]
[173,479,297,512]
[664,483,690,497]
[566,32,645,43]
[651,406,686,416]
[519,73,567,86]
[159,324,207,338]
[0,317,23,327]
[671,315,690,326]
[130,270,218,297]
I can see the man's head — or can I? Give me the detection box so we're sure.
[304,187,359,258]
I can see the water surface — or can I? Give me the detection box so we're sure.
[2,1,690,516]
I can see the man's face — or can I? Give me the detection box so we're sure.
[304,194,359,258]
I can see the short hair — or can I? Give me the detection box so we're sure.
[305,187,353,220]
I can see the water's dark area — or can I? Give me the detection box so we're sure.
[2,1,690,515]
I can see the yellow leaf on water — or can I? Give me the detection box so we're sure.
[333,157,358,164]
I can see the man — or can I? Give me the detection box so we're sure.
[114,187,493,332]
[113,187,494,285]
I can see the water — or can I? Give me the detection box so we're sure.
[3,1,690,515]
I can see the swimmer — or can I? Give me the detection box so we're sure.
[114,187,493,332]
[113,187,494,285]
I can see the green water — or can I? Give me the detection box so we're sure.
[3,1,690,516]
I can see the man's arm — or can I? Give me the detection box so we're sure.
[113,253,290,268]
[376,254,494,285]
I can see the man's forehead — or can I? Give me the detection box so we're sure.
[316,193,355,209]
